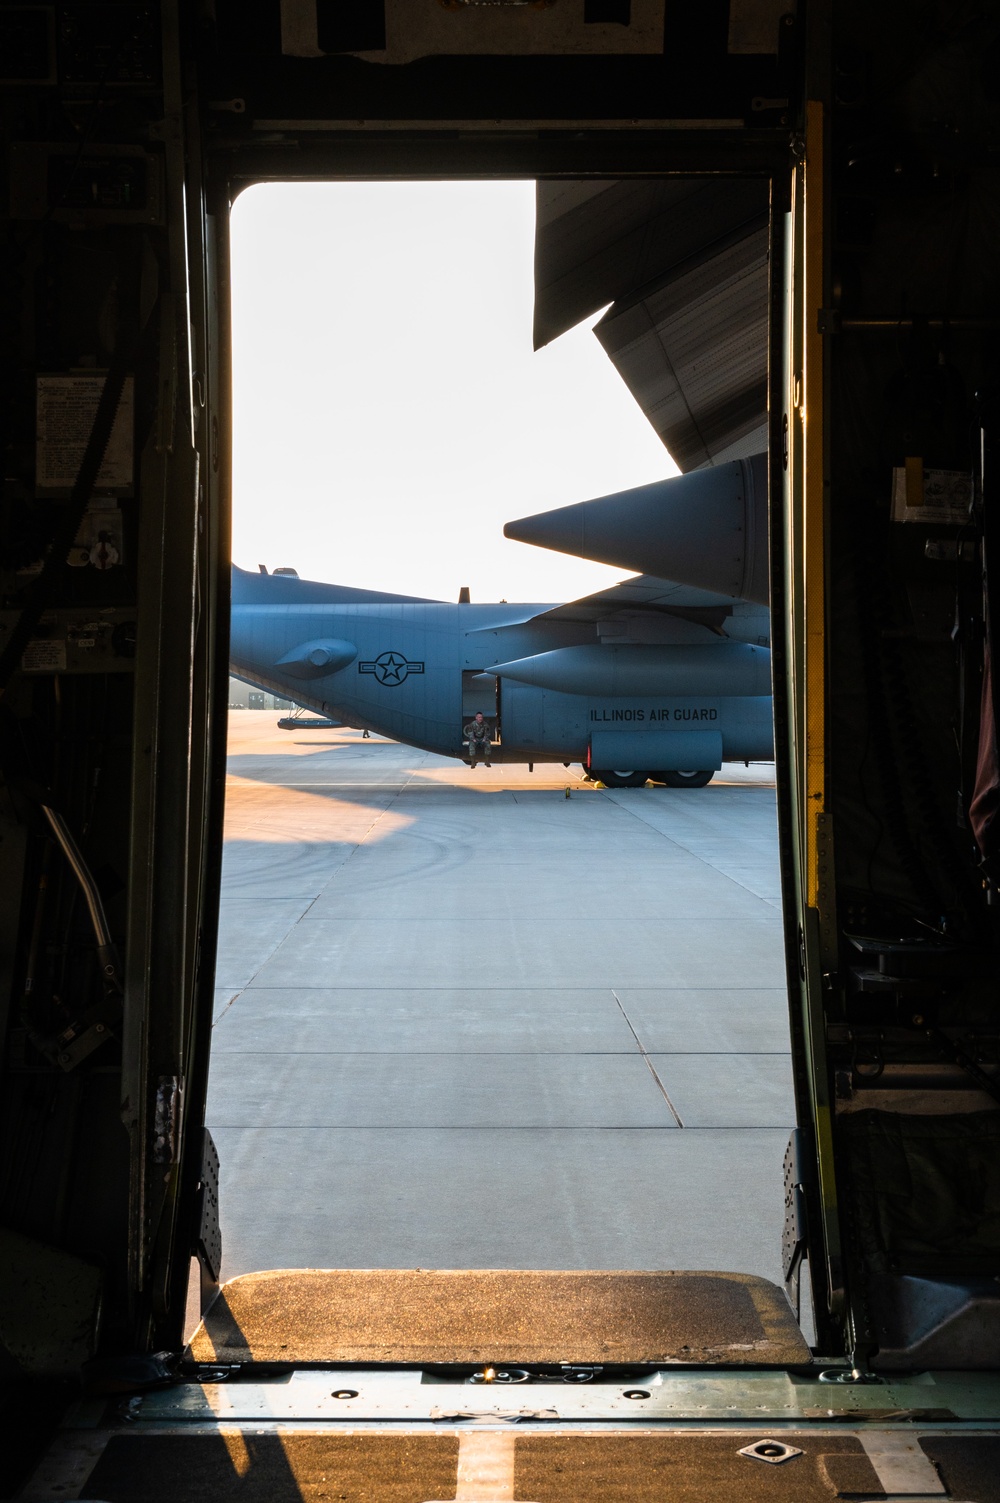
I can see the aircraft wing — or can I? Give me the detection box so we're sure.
[521,574,736,628]
[534,181,769,471]
[466,575,736,636]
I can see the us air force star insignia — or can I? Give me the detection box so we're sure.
[358,650,425,687]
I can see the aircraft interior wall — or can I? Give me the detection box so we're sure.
[4,0,1000,1495]
[0,3,226,1390]
[777,0,1000,1367]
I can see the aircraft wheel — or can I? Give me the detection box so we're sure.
[658,769,714,788]
[592,769,649,788]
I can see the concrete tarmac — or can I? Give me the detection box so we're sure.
[208,713,793,1288]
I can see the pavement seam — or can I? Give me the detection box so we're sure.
[299,752,441,913]
[212,988,243,1025]
[209,1049,793,1056]
[225,984,785,991]
[601,786,781,909]
[206,1123,793,1131]
[214,754,418,1022]
[211,899,313,1020]
[213,732,793,1272]
[612,990,685,1127]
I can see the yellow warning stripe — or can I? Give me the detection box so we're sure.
[803,98,826,907]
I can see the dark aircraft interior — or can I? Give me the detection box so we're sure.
[2,1,1000,1498]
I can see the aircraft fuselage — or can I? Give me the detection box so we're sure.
[230,580,774,770]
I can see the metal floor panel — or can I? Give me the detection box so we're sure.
[186,1268,810,1366]
[71,1431,460,1503]
[28,1427,1000,1503]
[134,1367,1000,1425]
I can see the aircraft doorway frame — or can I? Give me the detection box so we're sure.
[184,138,822,1347]
[13,9,1000,1471]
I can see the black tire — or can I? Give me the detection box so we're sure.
[657,769,714,789]
[592,769,649,788]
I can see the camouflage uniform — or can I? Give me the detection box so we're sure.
[463,717,492,767]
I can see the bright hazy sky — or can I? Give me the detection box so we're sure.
[230,181,677,605]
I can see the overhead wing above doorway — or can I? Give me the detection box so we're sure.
[533,178,769,470]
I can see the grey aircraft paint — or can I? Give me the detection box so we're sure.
[230,574,773,773]
[483,642,772,697]
[230,460,774,778]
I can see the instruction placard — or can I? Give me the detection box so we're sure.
[891,465,972,526]
[22,639,67,673]
[36,374,134,494]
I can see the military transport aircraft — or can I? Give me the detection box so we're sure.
[230,454,773,788]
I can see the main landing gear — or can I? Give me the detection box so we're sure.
[656,769,714,788]
[591,769,648,788]
[589,768,715,789]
